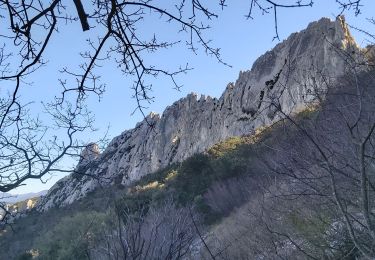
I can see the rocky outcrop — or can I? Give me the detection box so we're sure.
[79,143,100,166]
[37,16,361,211]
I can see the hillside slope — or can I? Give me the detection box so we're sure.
[2,64,375,259]
[38,16,359,211]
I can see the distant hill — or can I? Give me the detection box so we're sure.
[0,190,47,204]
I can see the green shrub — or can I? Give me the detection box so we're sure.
[35,211,107,260]
[207,136,244,158]
[16,252,33,260]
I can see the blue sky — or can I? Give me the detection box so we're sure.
[7,0,375,194]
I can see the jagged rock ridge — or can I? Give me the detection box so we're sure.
[37,16,360,211]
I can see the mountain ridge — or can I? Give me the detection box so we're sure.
[1,191,47,204]
[37,16,360,211]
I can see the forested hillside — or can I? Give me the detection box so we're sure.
[2,64,375,259]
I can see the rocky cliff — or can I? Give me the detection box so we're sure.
[37,16,360,211]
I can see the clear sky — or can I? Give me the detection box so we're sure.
[7,0,375,194]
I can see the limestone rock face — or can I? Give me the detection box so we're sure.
[79,143,100,166]
[37,17,361,211]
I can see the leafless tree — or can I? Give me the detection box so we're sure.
[0,201,14,230]
[201,30,375,259]
[91,199,198,260]
[246,37,375,258]
[0,97,97,192]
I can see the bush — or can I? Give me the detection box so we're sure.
[16,252,33,260]
[35,211,107,260]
